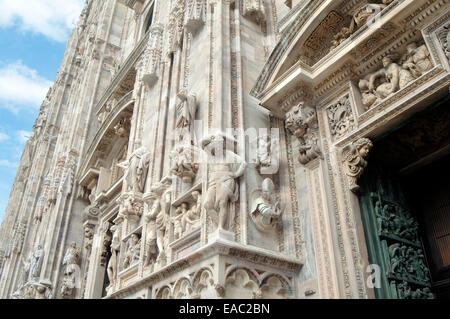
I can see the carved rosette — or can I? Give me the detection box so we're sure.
[342,137,373,193]
[285,102,322,165]
[141,23,164,88]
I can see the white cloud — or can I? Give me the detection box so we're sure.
[0,132,10,142]
[0,61,52,113]
[16,130,31,144]
[0,159,18,168]
[0,0,84,42]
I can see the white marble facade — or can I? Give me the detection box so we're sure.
[0,0,449,299]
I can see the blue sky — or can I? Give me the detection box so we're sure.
[0,0,84,223]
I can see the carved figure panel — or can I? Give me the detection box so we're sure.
[326,94,356,140]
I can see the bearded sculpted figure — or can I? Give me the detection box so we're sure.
[61,242,81,298]
[342,138,374,193]
[202,133,247,230]
[250,178,282,231]
[285,102,322,165]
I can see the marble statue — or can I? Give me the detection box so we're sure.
[250,178,282,231]
[201,133,247,230]
[123,234,141,269]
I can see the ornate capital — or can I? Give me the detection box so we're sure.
[285,102,322,165]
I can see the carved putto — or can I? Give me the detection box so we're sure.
[123,234,141,269]
[342,138,373,193]
[285,102,322,165]
[173,191,202,240]
[170,144,199,183]
[358,42,433,109]
[331,0,394,51]
[250,178,282,231]
[256,134,280,174]
[201,133,247,231]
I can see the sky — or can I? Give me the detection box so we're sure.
[0,0,84,223]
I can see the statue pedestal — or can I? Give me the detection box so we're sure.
[208,228,235,243]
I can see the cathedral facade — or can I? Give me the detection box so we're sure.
[0,0,449,299]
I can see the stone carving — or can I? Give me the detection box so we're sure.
[61,242,81,298]
[256,134,279,174]
[12,219,26,254]
[184,0,206,34]
[342,138,373,193]
[123,233,141,269]
[167,0,185,54]
[438,23,450,61]
[327,94,355,139]
[114,117,131,137]
[34,174,53,224]
[116,192,144,223]
[23,282,53,299]
[176,90,197,130]
[30,245,45,282]
[106,224,120,295]
[359,43,432,109]
[331,0,394,50]
[401,42,433,79]
[242,0,266,24]
[285,102,322,165]
[144,178,172,267]
[170,144,199,183]
[121,146,150,193]
[250,178,282,231]
[201,133,247,230]
[83,224,95,252]
[141,24,164,87]
[173,191,202,240]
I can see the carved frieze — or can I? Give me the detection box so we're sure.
[173,191,202,240]
[285,102,322,165]
[122,233,141,269]
[342,137,373,193]
[326,94,356,140]
[358,42,433,109]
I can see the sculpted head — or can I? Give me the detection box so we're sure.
[261,178,275,201]
[406,42,417,54]
[354,138,373,158]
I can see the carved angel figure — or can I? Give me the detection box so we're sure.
[342,138,373,193]
[250,178,282,231]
